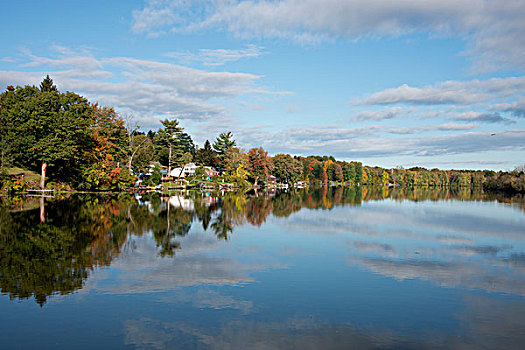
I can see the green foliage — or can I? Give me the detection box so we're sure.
[130,133,154,172]
[178,132,196,156]
[39,75,57,92]
[79,167,134,191]
[151,164,162,185]
[180,151,193,165]
[213,131,236,166]
[355,162,363,183]
[272,154,303,183]
[223,147,248,175]
[195,166,206,179]
[195,140,217,167]
[5,179,27,193]
[153,119,188,169]
[0,78,94,185]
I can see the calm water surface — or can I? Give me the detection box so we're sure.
[1,187,525,349]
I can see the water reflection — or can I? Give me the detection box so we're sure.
[0,196,129,305]
[0,187,525,305]
[1,187,524,307]
[2,187,525,349]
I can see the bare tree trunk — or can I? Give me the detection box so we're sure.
[127,155,133,171]
[39,197,45,224]
[168,144,172,177]
[40,161,47,189]
[166,195,170,235]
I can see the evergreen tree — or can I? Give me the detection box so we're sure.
[179,132,196,156]
[39,75,57,92]
[213,132,236,166]
[195,140,217,167]
[153,119,185,174]
[355,162,363,184]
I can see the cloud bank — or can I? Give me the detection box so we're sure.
[0,46,280,128]
[132,0,525,72]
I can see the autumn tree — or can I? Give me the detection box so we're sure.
[381,170,390,186]
[223,147,249,176]
[322,160,333,184]
[332,163,344,182]
[247,147,274,184]
[304,158,323,183]
[89,105,128,164]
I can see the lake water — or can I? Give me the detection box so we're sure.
[1,187,525,349]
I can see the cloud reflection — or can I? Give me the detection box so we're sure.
[82,231,281,295]
[275,200,525,296]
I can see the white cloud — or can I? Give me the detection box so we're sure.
[165,44,264,66]
[0,47,283,129]
[388,123,479,134]
[451,111,516,124]
[352,77,525,132]
[491,97,525,118]
[131,0,525,72]
[355,77,525,106]
[351,106,406,121]
[233,125,525,160]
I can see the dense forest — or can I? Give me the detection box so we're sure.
[1,76,524,193]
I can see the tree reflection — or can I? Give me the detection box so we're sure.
[0,186,523,305]
[0,196,130,306]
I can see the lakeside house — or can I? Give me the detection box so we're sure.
[169,163,219,178]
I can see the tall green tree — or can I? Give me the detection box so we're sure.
[0,77,93,188]
[272,154,302,183]
[213,132,236,166]
[153,119,186,175]
[178,132,196,156]
[39,75,57,92]
[355,162,363,184]
[195,140,218,167]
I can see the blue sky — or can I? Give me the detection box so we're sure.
[1,0,524,170]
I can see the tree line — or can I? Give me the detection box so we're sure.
[1,76,524,193]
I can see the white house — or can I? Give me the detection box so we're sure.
[169,163,219,178]
[170,163,198,178]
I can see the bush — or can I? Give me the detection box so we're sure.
[6,179,27,193]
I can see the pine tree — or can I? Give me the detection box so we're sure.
[213,132,236,166]
[195,140,217,167]
[39,75,57,92]
[153,119,184,175]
